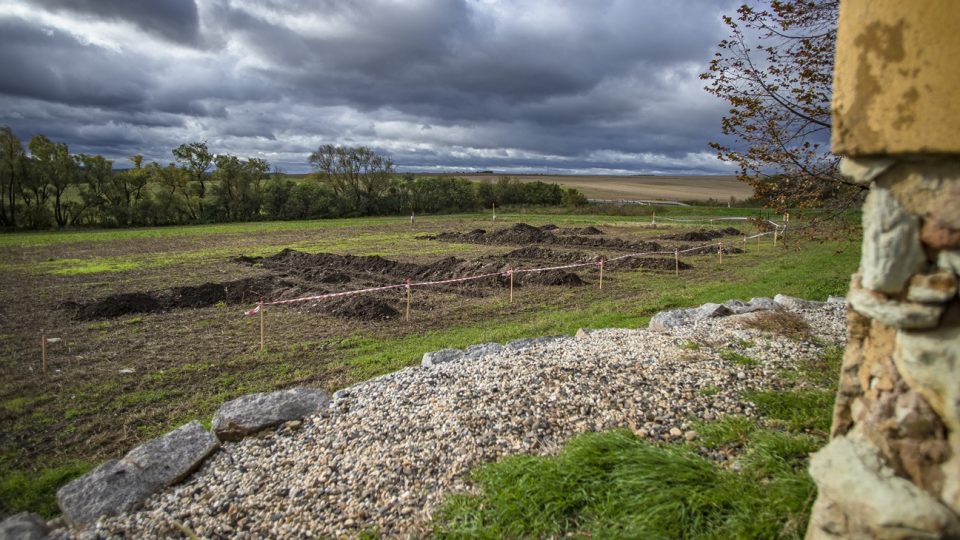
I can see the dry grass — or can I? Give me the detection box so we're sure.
[739,310,812,340]
[451,174,753,202]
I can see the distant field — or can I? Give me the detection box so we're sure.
[447,174,753,202]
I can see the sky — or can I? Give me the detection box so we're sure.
[0,0,742,175]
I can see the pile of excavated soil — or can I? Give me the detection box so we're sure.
[608,257,693,271]
[501,247,595,264]
[433,223,662,252]
[660,227,742,242]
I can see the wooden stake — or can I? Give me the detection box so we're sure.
[674,248,679,276]
[719,241,723,265]
[405,279,412,322]
[598,258,604,290]
[651,211,656,228]
[509,269,514,303]
[773,229,778,248]
[41,334,47,376]
[492,203,496,221]
[258,298,265,352]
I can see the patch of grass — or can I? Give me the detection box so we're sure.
[694,415,756,449]
[699,385,720,397]
[435,429,817,539]
[719,349,760,367]
[781,345,844,388]
[0,462,94,518]
[679,340,701,351]
[745,389,835,434]
[741,310,812,340]
[123,316,143,325]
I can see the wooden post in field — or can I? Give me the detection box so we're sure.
[674,248,679,276]
[757,232,761,251]
[598,258,605,290]
[492,203,496,221]
[405,279,412,322]
[509,269,514,303]
[40,335,46,376]
[651,211,656,228]
[719,241,723,265]
[258,298,265,352]
[773,228,778,248]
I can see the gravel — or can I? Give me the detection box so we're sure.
[79,302,847,539]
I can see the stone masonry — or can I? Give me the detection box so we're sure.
[806,1,960,538]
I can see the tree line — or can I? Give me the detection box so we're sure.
[0,129,586,230]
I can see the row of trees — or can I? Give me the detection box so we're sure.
[0,131,585,229]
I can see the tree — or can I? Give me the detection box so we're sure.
[173,141,213,220]
[701,0,865,211]
[308,145,395,215]
[0,126,26,228]
[28,135,78,227]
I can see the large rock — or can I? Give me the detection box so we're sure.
[212,388,329,442]
[773,294,825,310]
[860,187,925,294]
[504,336,564,350]
[0,513,50,540]
[57,421,218,527]
[649,302,734,331]
[421,348,464,368]
[808,436,960,538]
[723,297,781,314]
[895,325,960,434]
[463,342,503,360]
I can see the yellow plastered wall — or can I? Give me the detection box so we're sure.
[832,0,960,155]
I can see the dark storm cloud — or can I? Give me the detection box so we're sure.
[32,0,201,44]
[0,0,741,174]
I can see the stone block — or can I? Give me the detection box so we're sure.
[906,271,958,303]
[860,188,925,294]
[57,421,218,527]
[840,156,894,185]
[849,276,943,329]
[939,250,960,277]
[895,325,960,433]
[212,388,329,442]
[808,436,960,538]
[921,218,960,250]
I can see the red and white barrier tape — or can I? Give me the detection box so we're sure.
[243,233,778,316]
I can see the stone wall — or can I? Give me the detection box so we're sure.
[806,1,960,538]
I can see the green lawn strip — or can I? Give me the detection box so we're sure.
[0,463,94,518]
[0,207,850,250]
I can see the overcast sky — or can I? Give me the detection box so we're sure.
[0,0,741,174]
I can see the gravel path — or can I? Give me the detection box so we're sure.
[83,303,846,539]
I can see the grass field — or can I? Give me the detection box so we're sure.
[0,208,860,519]
[449,174,753,202]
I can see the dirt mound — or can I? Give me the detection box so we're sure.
[561,226,603,235]
[326,296,398,321]
[501,247,593,264]
[76,293,163,320]
[487,223,551,243]
[608,257,693,271]
[538,224,559,231]
[680,245,746,255]
[524,270,586,286]
[661,228,742,242]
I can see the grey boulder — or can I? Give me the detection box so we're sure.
[505,336,565,350]
[774,294,825,310]
[213,388,329,442]
[422,348,464,368]
[57,420,218,527]
[649,303,733,331]
[463,342,503,359]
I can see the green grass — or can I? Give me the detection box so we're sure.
[719,349,760,367]
[0,463,94,518]
[435,429,816,539]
